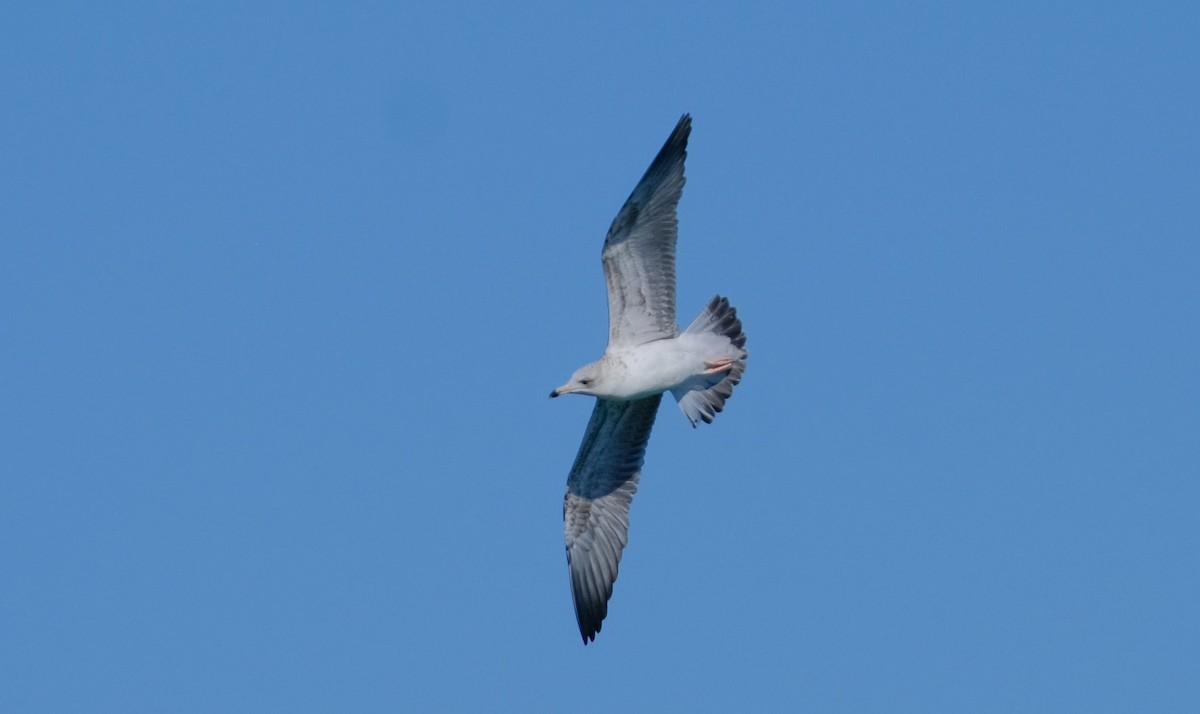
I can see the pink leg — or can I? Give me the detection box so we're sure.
[702,358,734,375]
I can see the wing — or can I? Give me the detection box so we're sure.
[602,114,691,347]
[563,394,663,643]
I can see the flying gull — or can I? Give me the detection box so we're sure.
[550,114,748,643]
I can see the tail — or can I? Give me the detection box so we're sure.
[673,295,748,427]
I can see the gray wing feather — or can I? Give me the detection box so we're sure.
[563,394,663,643]
[602,115,691,347]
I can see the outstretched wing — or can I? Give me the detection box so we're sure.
[563,395,662,643]
[602,115,690,348]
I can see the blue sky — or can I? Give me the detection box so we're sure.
[2,1,1198,711]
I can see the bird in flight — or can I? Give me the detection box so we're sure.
[550,115,748,643]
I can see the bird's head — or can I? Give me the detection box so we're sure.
[550,362,604,398]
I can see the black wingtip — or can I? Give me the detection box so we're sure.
[635,114,692,187]
[579,620,600,645]
[665,113,692,152]
[576,602,603,645]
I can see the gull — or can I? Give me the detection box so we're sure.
[550,115,748,643]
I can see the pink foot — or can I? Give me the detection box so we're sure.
[702,358,734,375]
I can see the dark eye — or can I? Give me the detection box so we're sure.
[579,379,591,386]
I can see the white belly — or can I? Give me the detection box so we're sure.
[602,335,722,400]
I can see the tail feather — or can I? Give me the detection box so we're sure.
[673,295,747,427]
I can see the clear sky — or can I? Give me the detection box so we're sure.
[2,1,1198,711]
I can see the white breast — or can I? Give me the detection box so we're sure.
[603,338,702,400]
